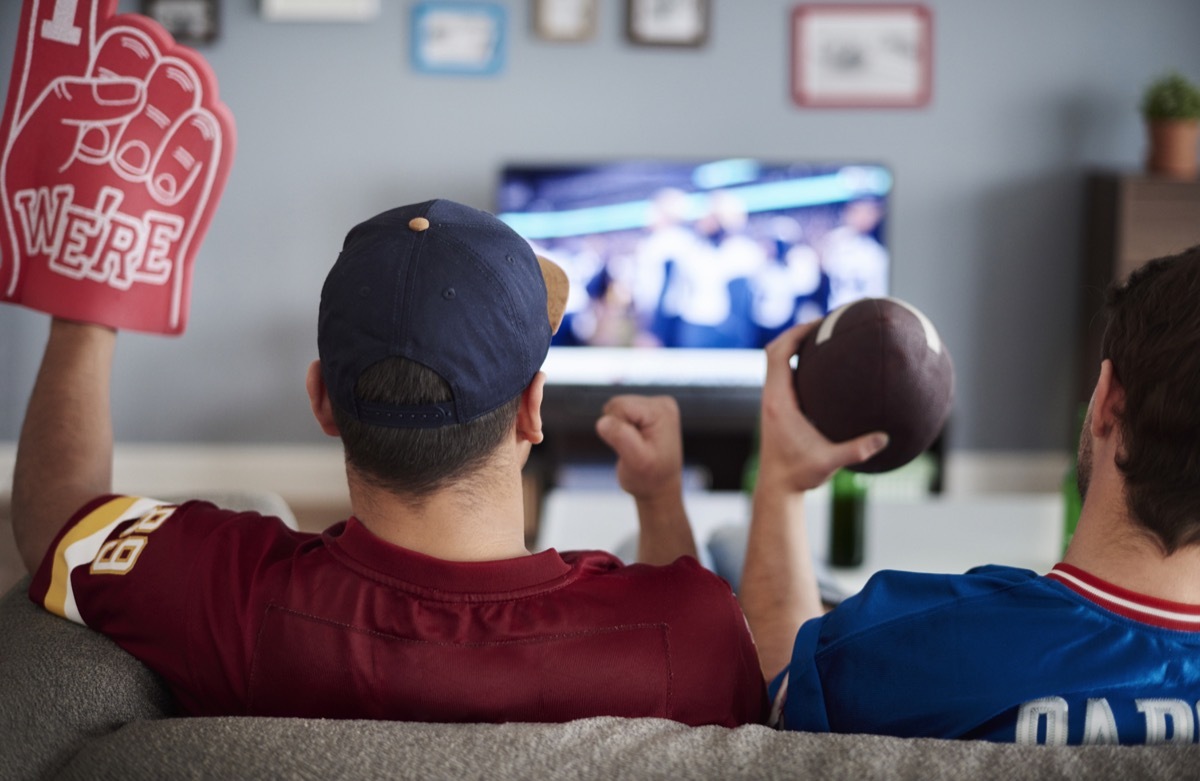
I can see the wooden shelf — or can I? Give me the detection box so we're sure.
[1078,172,1200,407]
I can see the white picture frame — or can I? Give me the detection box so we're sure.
[534,0,597,42]
[259,0,380,22]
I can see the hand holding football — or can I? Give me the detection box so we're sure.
[792,297,954,473]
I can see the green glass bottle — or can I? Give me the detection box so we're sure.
[830,469,866,567]
[1062,405,1087,555]
[741,420,761,496]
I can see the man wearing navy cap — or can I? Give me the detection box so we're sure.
[13,199,767,725]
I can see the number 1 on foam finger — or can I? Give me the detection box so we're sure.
[41,0,82,45]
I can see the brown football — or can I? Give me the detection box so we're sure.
[793,297,954,473]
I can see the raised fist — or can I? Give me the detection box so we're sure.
[0,0,235,334]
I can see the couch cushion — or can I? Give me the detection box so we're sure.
[52,714,1200,781]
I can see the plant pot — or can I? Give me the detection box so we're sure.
[1145,119,1200,179]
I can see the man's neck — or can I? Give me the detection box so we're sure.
[1064,482,1200,604]
[346,467,530,563]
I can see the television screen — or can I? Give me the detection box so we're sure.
[496,159,892,388]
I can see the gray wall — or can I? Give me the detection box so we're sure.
[3,0,1199,454]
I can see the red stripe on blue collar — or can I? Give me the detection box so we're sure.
[1047,563,1200,632]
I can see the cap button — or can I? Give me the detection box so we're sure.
[408,217,430,232]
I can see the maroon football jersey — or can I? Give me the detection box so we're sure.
[29,495,767,726]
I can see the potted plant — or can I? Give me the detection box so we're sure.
[1141,71,1200,179]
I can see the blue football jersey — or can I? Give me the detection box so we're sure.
[770,564,1200,744]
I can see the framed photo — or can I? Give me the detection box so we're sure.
[792,4,932,108]
[411,2,506,76]
[259,0,380,22]
[626,0,709,48]
[141,0,219,45]
[534,0,597,42]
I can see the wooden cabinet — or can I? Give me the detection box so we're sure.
[1078,173,1200,406]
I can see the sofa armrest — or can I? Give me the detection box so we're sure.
[0,576,174,781]
[0,490,299,779]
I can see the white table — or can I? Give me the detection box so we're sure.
[537,489,1065,597]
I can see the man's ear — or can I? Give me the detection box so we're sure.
[306,360,341,438]
[516,371,546,445]
[1090,359,1125,443]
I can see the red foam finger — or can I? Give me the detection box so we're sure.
[0,0,235,335]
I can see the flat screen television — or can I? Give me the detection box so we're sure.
[495,159,893,434]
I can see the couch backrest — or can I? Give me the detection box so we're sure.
[4,577,1200,781]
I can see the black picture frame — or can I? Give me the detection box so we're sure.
[625,0,710,48]
[141,0,220,45]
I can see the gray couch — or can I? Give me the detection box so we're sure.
[3,495,1198,780]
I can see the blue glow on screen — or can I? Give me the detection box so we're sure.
[498,163,891,240]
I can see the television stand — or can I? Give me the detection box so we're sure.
[538,383,761,486]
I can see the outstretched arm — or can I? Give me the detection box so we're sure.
[12,319,117,574]
[595,394,696,565]
[740,323,888,679]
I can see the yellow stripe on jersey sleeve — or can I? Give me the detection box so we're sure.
[42,496,154,623]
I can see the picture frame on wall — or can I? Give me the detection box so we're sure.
[411,2,507,76]
[792,3,932,108]
[141,0,220,45]
[534,0,598,42]
[626,0,710,48]
[259,0,381,22]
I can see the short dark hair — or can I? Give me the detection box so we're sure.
[1101,245,1200,553]
[332,357,521,498]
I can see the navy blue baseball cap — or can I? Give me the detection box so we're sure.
[318,199,568,429]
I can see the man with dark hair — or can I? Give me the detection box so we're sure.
[736,246,1200,744]
[13,199,767,725]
